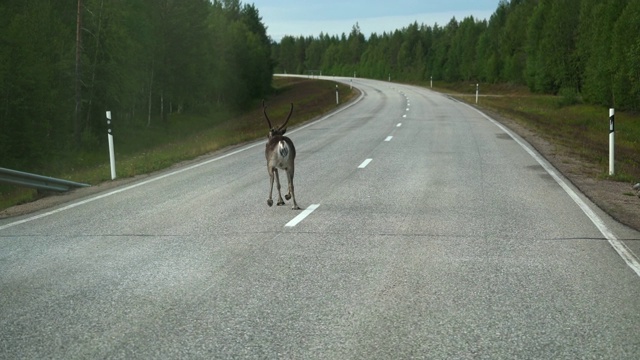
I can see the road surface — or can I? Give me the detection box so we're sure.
[1,77,639,359]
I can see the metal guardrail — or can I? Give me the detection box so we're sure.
[0,167,90,192]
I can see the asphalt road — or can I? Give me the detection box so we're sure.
[1,77,639,359]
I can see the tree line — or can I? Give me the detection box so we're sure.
[271,0,640,111]
[0,0,272,170]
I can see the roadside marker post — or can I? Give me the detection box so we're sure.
[609,108,615,176]
[106,111,116,180]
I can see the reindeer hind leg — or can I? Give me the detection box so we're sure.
[274,168,285,206]
[284,165,293,201]
[285,168,300,210]
[267,167,275,207]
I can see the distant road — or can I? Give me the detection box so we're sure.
[1,77,639,359]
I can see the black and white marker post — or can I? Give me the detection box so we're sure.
[335,84,339,104]
[609,108,615,176]
[106,110,116,180]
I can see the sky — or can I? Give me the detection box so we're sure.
[248,0,502,42]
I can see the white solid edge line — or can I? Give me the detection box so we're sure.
[285,204,320,227]
[466,103,640,278]
[0,83,366,232]
[358,159,373,169]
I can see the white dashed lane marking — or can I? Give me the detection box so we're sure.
[285,204,320,227]
[358,159,373,169]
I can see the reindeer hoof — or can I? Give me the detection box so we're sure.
[267,199,273,207]
[292,206,301,210]
[277,201,285,206]
[285,194,291,201]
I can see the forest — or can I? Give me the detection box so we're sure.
[272,0,640,111]
[2,0,639,176]
[0,0,272,171]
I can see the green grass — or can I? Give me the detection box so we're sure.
[0,77,357,212]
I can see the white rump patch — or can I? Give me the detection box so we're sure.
[277,141,290,160]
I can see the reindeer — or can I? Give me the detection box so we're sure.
[263,100,301,210]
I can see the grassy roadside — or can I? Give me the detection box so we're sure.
[0,77,357,211]
[430,81,640,184]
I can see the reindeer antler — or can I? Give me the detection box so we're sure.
[262,100,273,129]
[278,103,294,131]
